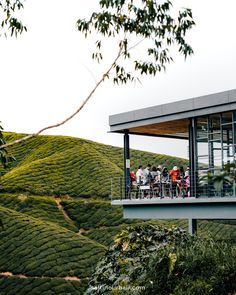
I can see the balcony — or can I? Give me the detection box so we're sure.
[109,89,236,234]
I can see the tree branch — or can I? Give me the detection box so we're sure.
[0,44,124,149]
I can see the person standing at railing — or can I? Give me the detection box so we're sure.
[157,165,162,181]
[143,164,152,185]
[161,167,170,197]
[150,166,160,196]
[130,171,137,187]
[170,166,180,198]
[129,171,138,197]
[136,165,144,185]
[184,166,190,197]
[178,166,186,197]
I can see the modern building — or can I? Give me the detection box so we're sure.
[109,89,236,234]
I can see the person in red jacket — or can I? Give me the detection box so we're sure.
[169,166,180,198]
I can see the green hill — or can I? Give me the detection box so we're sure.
[0,204,106,294]
[0,132,235,294]
[0,206,106,276]
[1,132,188,197]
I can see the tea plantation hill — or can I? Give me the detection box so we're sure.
[0,132,236,294]
[1,132,188,196]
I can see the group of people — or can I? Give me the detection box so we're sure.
[130,164,190,198]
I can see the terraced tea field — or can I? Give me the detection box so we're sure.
[1,132,188,197]
[0,133,235,294]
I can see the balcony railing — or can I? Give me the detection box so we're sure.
[110,175,236,201]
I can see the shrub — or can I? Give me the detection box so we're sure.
[85,224,236,295]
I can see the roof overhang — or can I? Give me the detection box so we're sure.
[109,89,236,139]
[125,118,189,139]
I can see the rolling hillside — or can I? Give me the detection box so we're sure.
[1,132,188,197]
[0,203,105,294]
[0,132,235,294]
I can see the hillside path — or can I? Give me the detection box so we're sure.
[54,197,72,222]
[0,271,81,281]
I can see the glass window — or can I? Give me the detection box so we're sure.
[233,121,236,146]
[223,147,234,165]
[197,117,208,138]
[197,156,209,170]
[196,112,236,198]
[209,114,220,133]
[212,147,222,168]
[222,127,233,146]
[222,112,232,124]
[233,111,236,122]
[210,132,221,142]
[197,138,208,156]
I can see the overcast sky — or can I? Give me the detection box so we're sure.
[1,0,236,159]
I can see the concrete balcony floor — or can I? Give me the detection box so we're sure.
[111,197,236,220]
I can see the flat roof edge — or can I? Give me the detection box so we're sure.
[109,89,236,130]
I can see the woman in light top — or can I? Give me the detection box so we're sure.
[136,165,144,184]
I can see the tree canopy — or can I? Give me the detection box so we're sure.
[0,0,26,37]
[77,0,195,84]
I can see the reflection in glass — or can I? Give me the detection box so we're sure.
[222,112,232,124]
[197,156,209,169]
[222,127,233,146]
[197,117,208,138]
[223,147,234,165]
[210,132,221,142]
[197,139,208,156]
[212,148,222,168]
[196,112,236,197]
[209,114,220,133]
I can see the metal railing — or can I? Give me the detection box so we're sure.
[110,174,236,200]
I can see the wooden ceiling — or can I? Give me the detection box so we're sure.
[128,118,189,139]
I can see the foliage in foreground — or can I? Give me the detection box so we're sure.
[86,224,236,295]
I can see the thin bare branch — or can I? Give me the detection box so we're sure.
[128,37,146,52]
[0,44,124,149]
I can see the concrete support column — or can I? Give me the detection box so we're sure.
[124,131,130,199]
[188,218,197,235]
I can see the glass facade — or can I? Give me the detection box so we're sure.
[196,111,236,197]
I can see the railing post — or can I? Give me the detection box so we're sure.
[119,177,123,200]
[124,131,130,199]
[189,118,197,198]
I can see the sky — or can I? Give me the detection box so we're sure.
[1,0,236,159]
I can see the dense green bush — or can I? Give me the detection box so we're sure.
[141,237,236,295]
[85,224,236,295]
[85,224,191,294]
